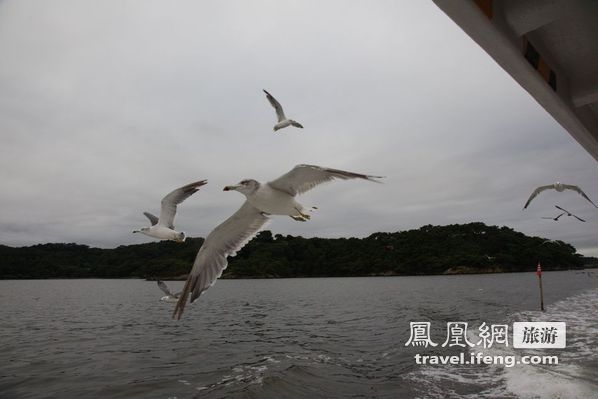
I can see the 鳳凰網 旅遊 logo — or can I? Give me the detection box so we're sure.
[405,321,566,349]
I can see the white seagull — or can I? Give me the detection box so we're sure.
[541,213,565,221]
[172,164,383,319]
[157,280,180,303]
[133,180,207,242]
[263,89,303,132]
[523,182,597,209]
[555,205,586,222]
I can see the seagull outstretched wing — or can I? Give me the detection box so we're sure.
[263,89,286,122]
[562,184,598,208]
[157,280,175,297]
[267,164,383,197]
[173,202,269,320]
[542,212,565,221]
[523,185,554,209]
[159,180,207,229]
[143,212,159,226]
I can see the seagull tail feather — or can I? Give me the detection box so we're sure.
[172,274,196,320]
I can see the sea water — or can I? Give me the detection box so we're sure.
[1,271,596,398]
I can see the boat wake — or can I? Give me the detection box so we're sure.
[404,288,598,398]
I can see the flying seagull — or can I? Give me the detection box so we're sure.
[223,164,383,221]
[263,89,303,132]
[172,164,383,319]
[555,205,586,222]
[157,280,180,303]
[541,213,565,221]
[523,182,597,209]
[133,180,207,242]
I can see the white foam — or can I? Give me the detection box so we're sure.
[404,288,598,399]
[192,357,272,393]
[499,289,598,398]
[263,355,280,363]
[502,363,595,399]
[316,354,332,362]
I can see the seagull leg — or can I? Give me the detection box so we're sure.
[294,207,311,220]
[290,215,308,222]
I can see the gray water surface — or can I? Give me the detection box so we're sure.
[1,272,597,398]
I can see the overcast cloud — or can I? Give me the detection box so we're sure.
[1,0,597,256]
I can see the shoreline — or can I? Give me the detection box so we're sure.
[2,267,596,281]
[155,266,596,281]
[9,268,596,281]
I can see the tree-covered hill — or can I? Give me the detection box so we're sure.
[0,223,584,279]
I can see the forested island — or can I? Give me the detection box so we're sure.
[0,223,587,279]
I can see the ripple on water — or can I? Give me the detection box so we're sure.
[0,273,596,398]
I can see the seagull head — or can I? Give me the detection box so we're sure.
[132,227,149,234]
[223,179,260,195]
[175,232,186,242]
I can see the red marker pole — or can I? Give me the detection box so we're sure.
[537,262,544,311]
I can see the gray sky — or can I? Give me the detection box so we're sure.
[1,0,597,256]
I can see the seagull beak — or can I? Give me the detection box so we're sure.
[223,185,239,191]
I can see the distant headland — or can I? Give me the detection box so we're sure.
[0,223,591,280]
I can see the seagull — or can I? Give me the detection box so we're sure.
[541,213,565,221]
[523,182,597,209]
[157,280,180,303]
[172,164,383,319]
[555,205,586,222]
[133,180,207,242]
[223,164,383,221]
[263,89,303,132]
